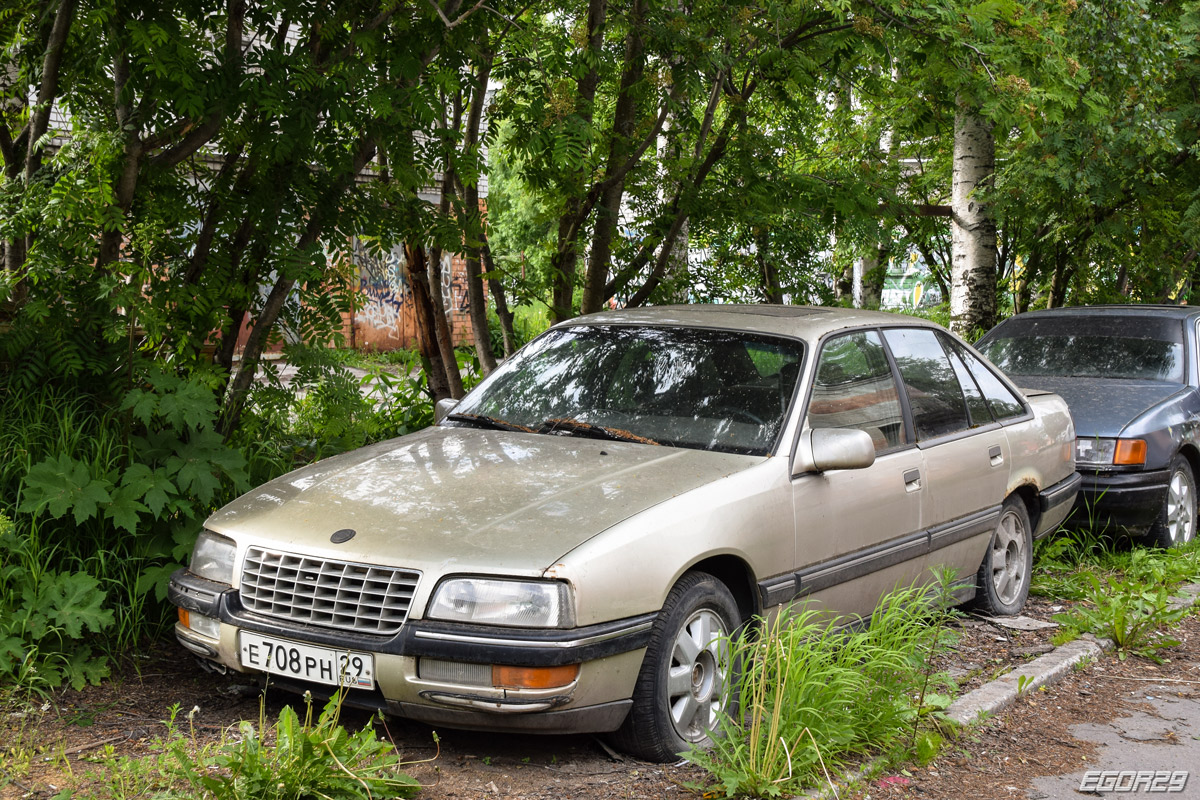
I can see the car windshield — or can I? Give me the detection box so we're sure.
[448,325,805,455]
[979,315,1186,382]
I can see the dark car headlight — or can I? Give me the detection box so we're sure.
[1075,437,1146,467]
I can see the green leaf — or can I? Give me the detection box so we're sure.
[137,562,182,602]
[120,462,178,518]
[122,388,159,426]
[40,571,114,639]
[105,484,151,533]
[18,454,114,524]
[62,646,110,691]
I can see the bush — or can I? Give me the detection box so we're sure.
[0,513,114,694]
[0,371,258,687]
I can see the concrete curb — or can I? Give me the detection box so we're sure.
[945,635,1112,725]
[946,582,1200,726]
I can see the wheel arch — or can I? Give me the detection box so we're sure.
[683,555,757,622]
[1010,483,1040,533]
[1177,443,1200,481]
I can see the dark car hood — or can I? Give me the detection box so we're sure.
[1008,376,1185,437]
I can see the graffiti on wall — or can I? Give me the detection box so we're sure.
[356,240,411,340]
[353,239,472,346]
[440,255,471,315]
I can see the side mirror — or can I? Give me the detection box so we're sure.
[434,397,459,424]
[792,428,876,476]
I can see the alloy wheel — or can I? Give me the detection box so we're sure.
[990,509,1028,607]
[1166,468,1196,544]
[666,608,729,743]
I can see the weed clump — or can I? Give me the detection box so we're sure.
[687,575,960,798]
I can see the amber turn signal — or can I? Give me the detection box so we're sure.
[492,664,580,689]
[1113,439,1147,466]
[178,608,190,628]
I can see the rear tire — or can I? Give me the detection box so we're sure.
[608,572,740,762]
[1143,455,1196,549]
[973,496,1033,616]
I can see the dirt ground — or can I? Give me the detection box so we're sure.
[1,597,1196,800]
[850,610,1200,800]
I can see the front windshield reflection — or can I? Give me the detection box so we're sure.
[449,326,805,456]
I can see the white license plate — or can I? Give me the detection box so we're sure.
[239,632,375,690]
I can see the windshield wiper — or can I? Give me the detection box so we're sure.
[538,418,660,445]
[446,413,535,433]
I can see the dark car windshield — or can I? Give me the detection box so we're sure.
[978,315,1186,383]
[448,325,805,455]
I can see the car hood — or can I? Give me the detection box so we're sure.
[207,426,763,575]
[1010,376,1185,437]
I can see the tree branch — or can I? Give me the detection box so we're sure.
[24,0,78,179]
[424,0,486,29]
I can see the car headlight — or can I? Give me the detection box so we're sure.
[1075,437,1146,467]
[427,578,574,628]
[190,531,237,584]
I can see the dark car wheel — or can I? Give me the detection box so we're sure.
[1144,455,1197,549]
[973,496,1033,616]
[608,571,740,762]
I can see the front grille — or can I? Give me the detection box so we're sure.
[239,547,419,635]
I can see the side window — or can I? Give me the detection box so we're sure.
[956,344,1027,421]
[941,335,993,427]
[807,331,907,452]
[882,328,971,440]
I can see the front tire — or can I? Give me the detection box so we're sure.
[608,572,740,762]
[1144,455,1197,548]
[973,496,1033,616]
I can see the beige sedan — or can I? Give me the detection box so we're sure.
[170,305,1079,761]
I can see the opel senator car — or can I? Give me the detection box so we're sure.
[170,305,1079,761]
[978,304,1200,547]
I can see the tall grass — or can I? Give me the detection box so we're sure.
[688,576,959,798]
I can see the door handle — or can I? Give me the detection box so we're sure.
[903,468,921,492]
[989,445,1004,466]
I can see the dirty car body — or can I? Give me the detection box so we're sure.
[171,305,1078,761]
[978,305,1200,548]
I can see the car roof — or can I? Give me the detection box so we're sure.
[999,304,1200,322]
[559,304,942,340]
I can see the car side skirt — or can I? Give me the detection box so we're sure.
[757,505,1001,608]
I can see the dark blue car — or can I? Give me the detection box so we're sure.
[977,305,1200,547]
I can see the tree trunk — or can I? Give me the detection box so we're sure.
[426,245,465,398]
[949,100,998,338]
[756,229,782,304]
[550,213,580,322]
[481,238,517,356]
[219,137,377,435]
[549,0,607,323]
[859,251,882,310]
[461,50,497,374]
[405,243,452,402]
[429,100,465,399]
[581,0,646,315]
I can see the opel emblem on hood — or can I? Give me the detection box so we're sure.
[330,528,356,544]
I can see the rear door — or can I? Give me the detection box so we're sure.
[880,328,1009,593]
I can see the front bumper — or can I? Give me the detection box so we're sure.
[1066,468,1170,534]
[169,568,651,734]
